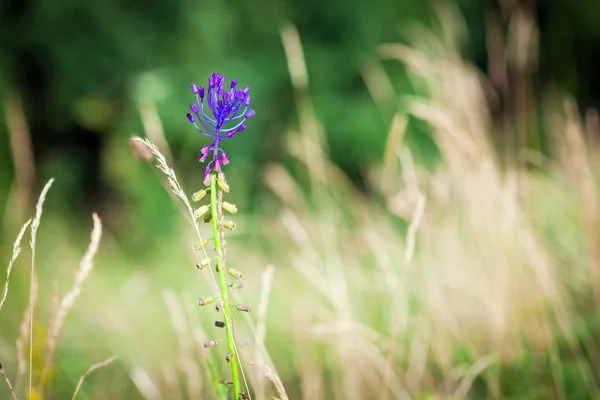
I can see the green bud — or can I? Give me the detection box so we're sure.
[228,268,243,280]
[194,239,211,251]
[196,257,214,270]
[192,189,209,202]
[203,214,212,223]
[194,205,210,219]
[222,202,238,214]
[197,297,214,306]
[217,172,230,193]
[223,221,236,230]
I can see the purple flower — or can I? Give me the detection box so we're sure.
[187,72,255,171]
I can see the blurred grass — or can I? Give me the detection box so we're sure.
[1,3,600,400]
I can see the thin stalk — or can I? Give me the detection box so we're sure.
[210,172,241,399]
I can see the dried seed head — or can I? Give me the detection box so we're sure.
[223,221,236,230]
[196,257,214,270]
[227,268,243,280]
[192,189,209,202]
[215,320,225,328]
[229,281,244,289]
[197,297,214,306]
[203,214,212,223]
[194,205,210,219]
[204,339,220,348]
[194,239,211,251]
[225,352,233,363]
[129,137,154,162]
[222,202,238,214]
[236,304,251,313]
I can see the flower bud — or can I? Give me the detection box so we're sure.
[245,109,255,119]
[217,172,230,193]
[199,86,205,98]
[214,159,221,171]
[194,239,211,251]
[236,304,251,313]
[230,79,238,89]
[204,339,220,348]
[228,268,243,280]
[219,151,230,166]
[196,257,214,270]
[192,189,209,202]
[215,320,225,328]
[194,205,210,219]
[190,103,198,114]
[203,214,212,223]
[186,113,194,122]
[190,83,198,94]
[215,301,223,312]
[203,166,211,186]
[222,202,237,214]
[223,221,236,230]
[229,281,244,289]
[197,297,214,306]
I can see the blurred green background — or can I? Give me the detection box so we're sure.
[1,0,600,399]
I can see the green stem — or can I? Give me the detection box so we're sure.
[210,172,241,399]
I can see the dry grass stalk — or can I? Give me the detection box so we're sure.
[0,219,32,312]
[15,275,37,393]
[26,178,53,395]
[4,90,36,222]
[0,363,18,400]
[262,365,288,400]
[254,265,275,399]
[40,213,103,389]
[71,355,117,400]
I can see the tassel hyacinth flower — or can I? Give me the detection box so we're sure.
[189,72,255,400]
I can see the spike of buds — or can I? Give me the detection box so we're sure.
[228,268,243,280]
[229,281,244,289]
[222,202,237,214]
[197,297,214,306]
[192,189,209,202]
[223,221,236,230]
[204,339,220,348]
[194,205,210,219]
[236,304,251,313]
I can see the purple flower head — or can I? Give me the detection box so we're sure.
[187,72,255,172]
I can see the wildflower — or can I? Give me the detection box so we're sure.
[222,202,238,214]
[228,268,243,280]
[198,297,214,306]
[187,73,255,172]
[192,189,209,202]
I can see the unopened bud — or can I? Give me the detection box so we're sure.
[196,257,214,270]
[223,221,236,230]
[228,268,243,280]
[194,205,210,219]
[192,189,209,202]
[222,202,238,214]
[203,214,212,223]
[197,297,214,306]
[217,173,230,193]
[204,339,220,348]
[194,239,211,251]
[236,304,251,313]
[229,281,244,289]
[225,352,233,363]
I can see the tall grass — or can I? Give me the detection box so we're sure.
[1,6,599,400]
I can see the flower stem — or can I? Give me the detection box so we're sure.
[210,172,241,399]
